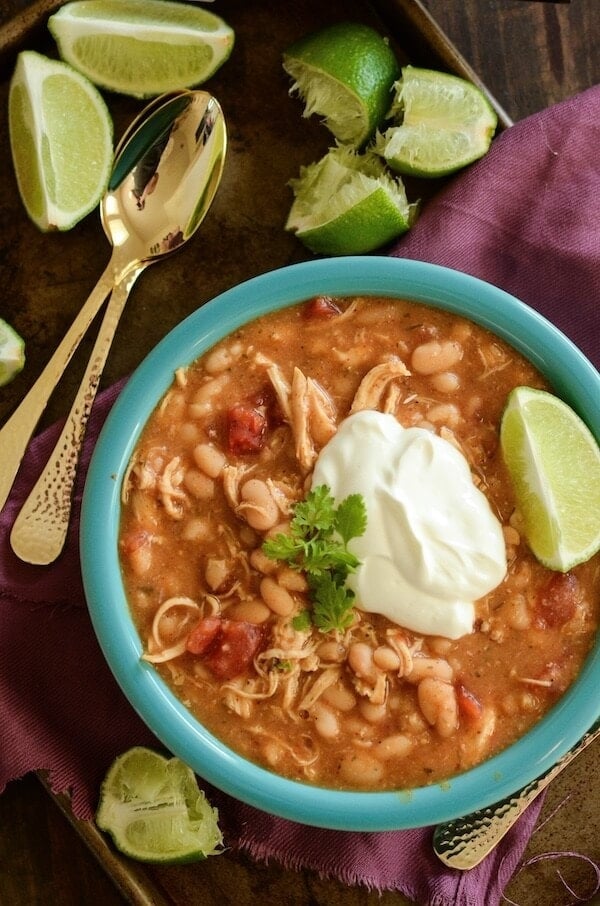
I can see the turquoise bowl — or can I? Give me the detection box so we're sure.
[80,257,600,831]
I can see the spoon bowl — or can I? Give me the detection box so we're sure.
[103,90,225,271]
[6,90,226,565]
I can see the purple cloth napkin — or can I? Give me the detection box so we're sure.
[2,84,600,906]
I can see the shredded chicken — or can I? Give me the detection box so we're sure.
[158,457,187,519]
[266,362,292,421]
[386,630,416,677]
[143,596,200,664]
[290,367,337,471]
[298,667,341,711]
[222,464,253,509]
[350,670,388,705]
[350,359,410,413]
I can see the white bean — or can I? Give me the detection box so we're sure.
[260,577,295,616]
[429,371,460,394]
[204,341,242,375]
[192,374,229,404]
[322,683,356,712]
[408,656,454,684]
[180,517,211,541]
[239,479,279,532]
[317,640,346,663]
[373,646,401,672]
[428,637,453,657]
[375,733,413,761]
[183,469,215,499]
[411,340,463,375]
[311,702,340,740]
[249,548,278,575]
[338,753,384,786]
[426,402,461,428]
[205,558,228,591]
[226,599,271,624]
[417,678,458,738]
[193,442,226,478]
[348,642,376,681]
[179,422,200,445]
[358,700,387,724]
[188,375,229,417]
[277,566,309,592]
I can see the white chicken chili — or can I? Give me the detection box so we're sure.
[119,295,600,791]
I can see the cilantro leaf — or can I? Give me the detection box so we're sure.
[292,484,336,537]
[311,574,356,633]
[292,610,312,632]
[261,485,367,633]
[262,533,304,565]
[334,493,367,547]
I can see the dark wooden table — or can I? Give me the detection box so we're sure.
[1,1,599,904]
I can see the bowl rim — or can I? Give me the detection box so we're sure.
[80,256,600,831]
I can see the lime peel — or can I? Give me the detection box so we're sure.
[9,50,113,231]
[48,0,235,98]
[283,22,399,147]
[500,386,600,572]
[96,746,223,863]
[377,65,498,177]
[286,145,417,255]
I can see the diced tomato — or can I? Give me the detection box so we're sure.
[535,572,579,628]
[247,385,285,428]
[226,403,267,454]
[203,620,264,679]
[186,617,222,655]
[456,683,484,721]
[303,296,342,319]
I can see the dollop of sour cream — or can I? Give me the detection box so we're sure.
[311,410,507,639]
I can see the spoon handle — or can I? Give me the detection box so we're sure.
[10,264,146,565]
[433,717,600,870]
[0,263,116,514]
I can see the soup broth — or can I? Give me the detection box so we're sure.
[119,296,599,790]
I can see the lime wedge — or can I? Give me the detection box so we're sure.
[8,50,113,231]
[48,0,234,98]
[96,747,223,863]
[283,22,399,147]
[376,66,497,177]
[286,145,417,255]
[0,319,26,387]
[500,386,600,572]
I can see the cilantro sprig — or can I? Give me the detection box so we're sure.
[262,485,367,633]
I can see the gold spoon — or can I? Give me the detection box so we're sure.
[433,717,600,870]
[5,90,227,565]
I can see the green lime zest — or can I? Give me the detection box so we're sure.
[48,0,235,99]
[286,145,416,256]
[96,746,223,863]
[500,386,600,572]
[263,485,367,632]
[282,21,400,146]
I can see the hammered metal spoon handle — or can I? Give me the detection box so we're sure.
[9,268,143,564]
[433,717,600,870]
[0,267,115,512]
